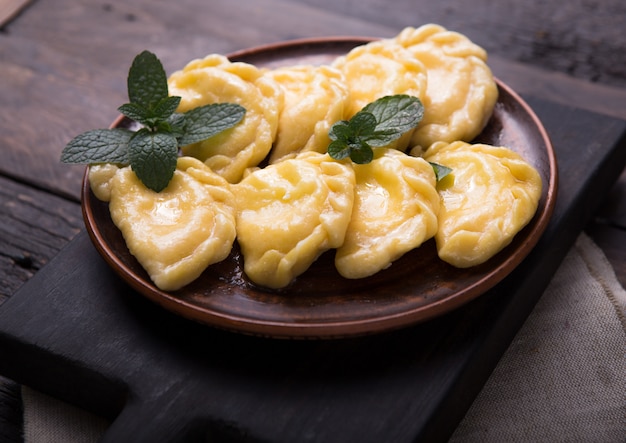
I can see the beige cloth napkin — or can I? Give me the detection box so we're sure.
[21,233,626,442]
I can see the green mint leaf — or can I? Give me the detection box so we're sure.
[349,141,375,164]
[151,96,182,122]
[119,95,181,130]
[348,112,377,138]
[118,102,150,123]
[328,120,351,142]
[62,50,248,193]
[166,113,186,139]
[363,129,405,147]
[362,94,424,134]
[327,95,424,164]
[127,50,169,110]
[61,128,132,164]
[327,139,352,160]
[429,162,452,182]
[128,128,178,192]
[328,114,377,162]
[178,103,246,146]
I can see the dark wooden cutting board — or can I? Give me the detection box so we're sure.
[1,96,625,443]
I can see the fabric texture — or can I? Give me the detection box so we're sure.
[21,233,626,442]
[21,388,108,443]
[450,233,626,442]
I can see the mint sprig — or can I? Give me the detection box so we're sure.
[328,95,424,164]
[61,50,246,192]
[327,94,451,181]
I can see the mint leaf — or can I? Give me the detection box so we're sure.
[327,139,352,160]
[362,94,424,135]
[327,95,424,164]
[328,120,351,142]
[348,141,375,164]
[364,127,406,147]
[328,114,377,163]
[127,50,169,110]
[119,95,182,128]
[151,96,182,121]
[118,102,150,123]
[165,113,186,139]
[347,112,377,139]
[61,128,132,164]
[178,103,246,146]
[429,162,452,182]
[61,50,247,192]
[128,129,178,192]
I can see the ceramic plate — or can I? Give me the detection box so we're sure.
[82,37,558,339]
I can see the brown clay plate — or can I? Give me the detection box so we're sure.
[82,37,558,339]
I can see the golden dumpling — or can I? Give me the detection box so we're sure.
[335,148,440,279]
[168,54,283,183]
[332,40,427,151]
[103,157,237,291]
[264,64,349,164]
[395,24,498,150]
[424,141,542,268]
[88,163,120,202]
[233,152,355,289]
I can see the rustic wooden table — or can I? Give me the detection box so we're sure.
[1,1,625,442]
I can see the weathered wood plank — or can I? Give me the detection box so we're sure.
[586,167,626,287]
[593,168,626,226]
[488,56,626,121]
[294,0,626,89]
[0,176,83,303]
[0,376,21,443]
[0,0,394,200]
[586,223,626,287]
[0,0,31,27]
[2,0,625,201]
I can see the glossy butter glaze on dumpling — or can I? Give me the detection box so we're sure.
[101,157,237,291]
[233,152,355,289]
[424,141,542,268]
[264,64,349,164]
[332,40,428,151]
[395,24,498,150]
[168,54,283,183]
[335,148,440,279]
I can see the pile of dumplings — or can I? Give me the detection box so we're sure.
[89,24,542,291]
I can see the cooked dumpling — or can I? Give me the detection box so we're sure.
[424,141,542,268]
[168,54,283,183]
[103,157,237,291]
[332,40,427,151]
[264,65,349,164]
[395,24,498,150]
[233,152,355,289]
[335,148,439,279]
[88,163,120,202]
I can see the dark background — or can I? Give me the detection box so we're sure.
[297,0,626,88]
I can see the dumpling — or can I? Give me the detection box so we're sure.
[424,141,542,268]
[335,148,439,279]
[88,163,120,202]
[332,40,427,151]
[104,157,237,291]
[264,65,349,164]
[233,152,355,289]
[168,54,283,183]
[395,24,498,150]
